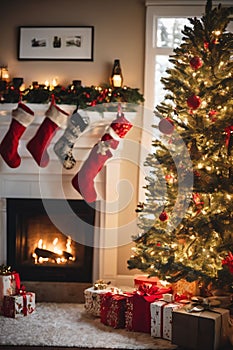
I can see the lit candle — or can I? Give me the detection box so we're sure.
[1,67,10,81]
[52,78,58,88]
[112,74,122,88]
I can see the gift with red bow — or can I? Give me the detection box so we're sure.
[0,264,21,314]
[84,280,122,317]
[3,285,35,318]
[125,284,172,333]
[100,292,127,328]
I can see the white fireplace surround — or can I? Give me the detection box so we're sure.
[0,103,141,288]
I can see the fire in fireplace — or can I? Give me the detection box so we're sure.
[6,198,96,283]
[33,235,76,265]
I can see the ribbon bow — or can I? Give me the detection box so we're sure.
[136,284,172,302]
[0,264,11,275]
[93,279,111,290]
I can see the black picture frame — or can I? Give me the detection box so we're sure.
[18,26,94,61]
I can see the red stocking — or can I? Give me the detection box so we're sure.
[72,105,133,202]
[27,95,69,167]
[0,102,34,168]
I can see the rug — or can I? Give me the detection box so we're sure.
[0,303,178,349]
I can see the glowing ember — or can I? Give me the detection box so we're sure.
[32,236,76,264]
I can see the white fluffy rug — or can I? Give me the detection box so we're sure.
[0,303,178,349]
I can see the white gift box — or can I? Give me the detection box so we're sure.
[150,300,167,338]
[151,300,182,340]
[163,303,182,340]
[84,286,121,317]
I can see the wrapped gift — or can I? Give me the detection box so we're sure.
[151,299,184,340]
[3,292,35,318]
[151,300,167,338]
[125,292,154,333]
[125,284,172,333]
[100,292,126,328]
[84,283,121,317]
[163,302,183,340]
[134,275,160,287]
[172,307,230,350]
[171,279,200,298]
[0,265,20,314]
[134,275,171,289]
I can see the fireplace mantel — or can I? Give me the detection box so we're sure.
[0,103,141,291]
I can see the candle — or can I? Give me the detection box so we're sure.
[52,78,58,88]
[112,75,122,88]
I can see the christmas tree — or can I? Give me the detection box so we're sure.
[128,0,233,293]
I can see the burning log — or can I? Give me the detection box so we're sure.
[62,251,74,260]
[34,247,74,262]
[34,247,60,261]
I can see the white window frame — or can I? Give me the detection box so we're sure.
[139,0,233,201]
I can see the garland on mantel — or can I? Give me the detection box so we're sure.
[2,83,144,110]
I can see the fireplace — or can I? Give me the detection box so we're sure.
[6,198,96,283]
[0,103,140,299]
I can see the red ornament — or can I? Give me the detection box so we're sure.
[190,56,203,70]
[187,95,201,109]
[158,117,175,135]
[165,174,174,184]
[192,192,204,207]
[204,41,209,50]
[159,211,168,222]
[194,170,201,178]
[222,252,233,274]
[208,110,217,122]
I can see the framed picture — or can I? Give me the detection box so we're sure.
[18,26,94,61]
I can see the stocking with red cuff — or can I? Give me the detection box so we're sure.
[72,106,133,203]
[0,102,34,168]
[27,95,69,167]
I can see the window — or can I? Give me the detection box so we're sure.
[144,1,206,111]
[139,0,232,201]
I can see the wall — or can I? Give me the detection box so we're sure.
[0,0,146,281]
[0,0,145,90]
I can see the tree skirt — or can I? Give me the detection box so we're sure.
[0,303,177,349]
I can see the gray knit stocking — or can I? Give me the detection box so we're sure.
[54,111,89,169]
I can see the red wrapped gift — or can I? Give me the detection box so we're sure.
[100,292,126,328]
[134,275,160,287]
[125,284,172,333]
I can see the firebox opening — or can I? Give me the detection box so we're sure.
[7,198,96,283]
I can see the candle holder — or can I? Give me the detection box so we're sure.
[110,59,123,88]
[0,66,10,82]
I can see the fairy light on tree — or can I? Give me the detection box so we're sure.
[128,0,233,294]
